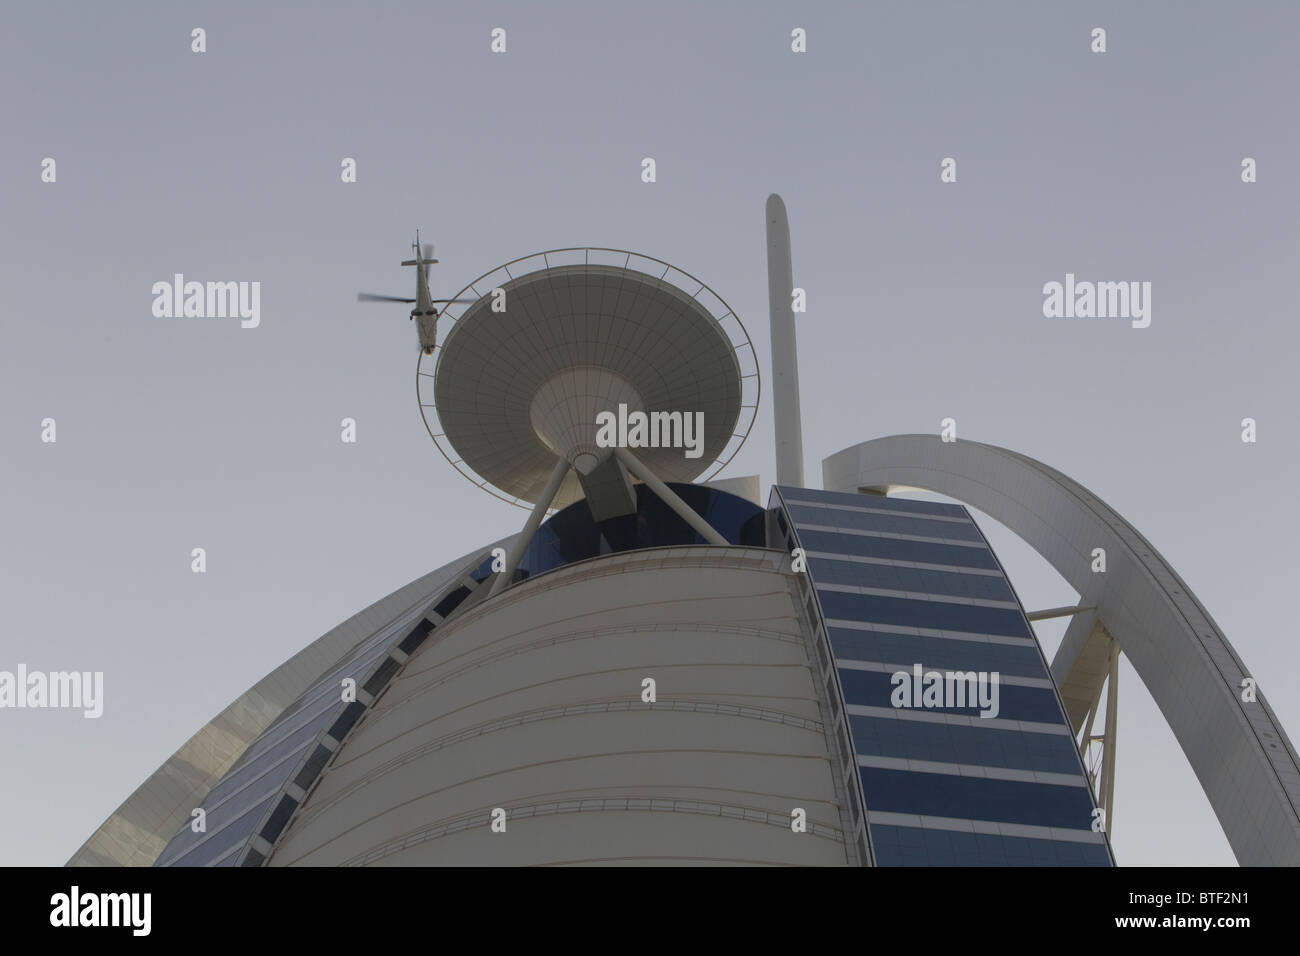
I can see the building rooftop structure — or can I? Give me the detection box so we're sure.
[68,197,1300,868]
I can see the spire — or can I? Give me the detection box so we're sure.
[766,194,805,487]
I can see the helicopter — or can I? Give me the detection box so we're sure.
[357,232,475,355]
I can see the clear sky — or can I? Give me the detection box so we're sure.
[2,0,1297,866]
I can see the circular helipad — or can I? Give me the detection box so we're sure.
[417,248,759,510]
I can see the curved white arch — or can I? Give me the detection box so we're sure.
[823,434,1300,866]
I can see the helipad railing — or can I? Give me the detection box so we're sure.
[416,247,761,510]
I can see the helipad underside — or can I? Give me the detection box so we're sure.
[432,263,743,508]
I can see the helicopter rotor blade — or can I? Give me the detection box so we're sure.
[430,298,477,304]
[358,293,417,303]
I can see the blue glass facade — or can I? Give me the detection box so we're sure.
[155,602,439,866]
[773,486,1113,867]
[477,483,765,587]
[156,564,488,866]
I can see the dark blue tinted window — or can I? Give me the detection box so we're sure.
[778,487,966,518]
[848,715,1083,774]
[818,590,1029,638]
[860,767,1095,830]
[839,668,1064,723]
[470,554,496,583]
[830,629,1047,677]
[166,795,275,867]
[516,483,764,581]
[255,625,397,739]
[786,503,984,542]
[807,557,1014,602]
[232,645,388,767]
[797,529,998,570]
[202,706,337,809]
[870,825,1110,867]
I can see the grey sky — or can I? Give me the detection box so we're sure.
[2,1,1297,866]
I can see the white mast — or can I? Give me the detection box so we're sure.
[766,194,805,487]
